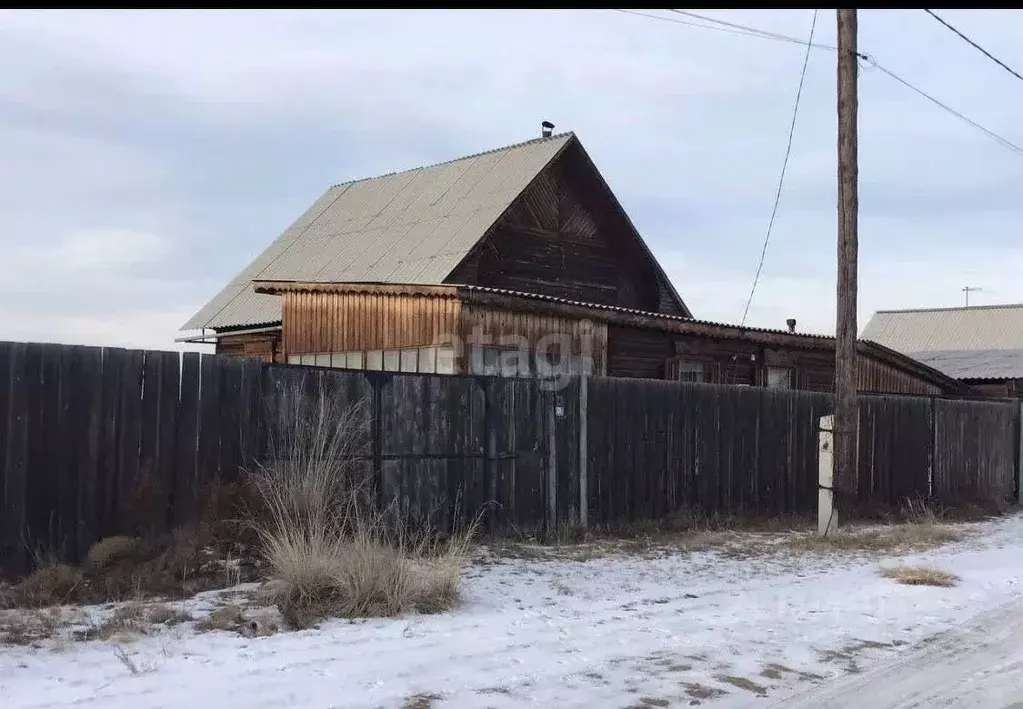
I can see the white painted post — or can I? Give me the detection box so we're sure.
[818,414,839,536]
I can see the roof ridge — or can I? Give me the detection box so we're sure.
[874,303,1023,315]
[327,131,576,189]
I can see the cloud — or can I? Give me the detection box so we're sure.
[36,229,169,271]
[0,9,1020,352]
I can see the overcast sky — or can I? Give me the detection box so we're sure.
[2,9,1021,351]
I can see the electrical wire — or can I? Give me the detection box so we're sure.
[612,9,1023,156]
[862,57,1023,155]
[612,9,769,40]
[924,9,1023,84]
[668,9,838,51]
[739,9,818,327]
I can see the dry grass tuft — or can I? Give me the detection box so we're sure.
[898,495,1005,524]
[13,560,83,607]
[86,536,140,570]
[195,603,281,636]
[683,682,727,700]
[76,601,193,642]
[402,694,444,709]
[716,674,768,696]
[196,604,245,633]
[262,511,471,628]
[787,522,962,555]
[879,565,960,587]
[112,644,156,675]
[0,607,63,646]
[252,388,475,629]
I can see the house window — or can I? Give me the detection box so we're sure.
[766,366,794,389]
[670,358,707,383]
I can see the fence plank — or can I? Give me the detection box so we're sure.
[76,345,104,560]
[217,357,244,484]
[174,352,201,525]
[1,343,30,574]
[98,349,124,538]
[196,354,221,492]
[0,344,11,571]
[29,344,61,555]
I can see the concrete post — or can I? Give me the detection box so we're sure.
[819,414,839,536]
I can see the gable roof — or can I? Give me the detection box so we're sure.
[182,132,689,332]
[861,304,1023,380]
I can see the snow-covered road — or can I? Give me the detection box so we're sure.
[3,515,1023,708]
[778,599,1023,709]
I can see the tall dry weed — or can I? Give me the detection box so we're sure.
[250,382,475,628]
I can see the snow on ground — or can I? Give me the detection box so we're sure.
[3,515,1023,709]
[780,599,1023,709]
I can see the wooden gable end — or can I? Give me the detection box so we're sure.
[447,140,688,316]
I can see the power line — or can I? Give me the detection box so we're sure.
[613,9,837,49]
[740,9,819,327]
[863,57,1023,155]
[612,9,768,40]
[613,9,1023,156]
[668,9,838,51]
[924,9,1023,84]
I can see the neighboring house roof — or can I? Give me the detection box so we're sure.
[904,349,1023,380]
[182,132,688,332]
[861,304,1023,380]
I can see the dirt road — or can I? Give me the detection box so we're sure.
[776,601,1023,708]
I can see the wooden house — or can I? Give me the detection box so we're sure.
[181,128,963,396]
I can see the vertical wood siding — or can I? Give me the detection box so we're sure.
[459,304,609,375]
[281,291,462,356]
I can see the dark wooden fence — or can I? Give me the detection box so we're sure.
[0,341,1019,575]
[587,380,1020,524]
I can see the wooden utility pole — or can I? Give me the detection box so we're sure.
[834,9,859,510]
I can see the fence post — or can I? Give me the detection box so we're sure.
[546,389,558,535]
[369,372,384,511]
[818,414,838,536]
[1017,401,1022,504]
[484,380,498,534]
[578,376,588,530]
[929,396,937,499]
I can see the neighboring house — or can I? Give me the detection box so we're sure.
[862,304,1023,398]
[181,128,963,397]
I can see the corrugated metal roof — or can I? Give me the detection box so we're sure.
[461,284,832,338]
[908,349,1023,380]
[861,304,1023,379]
[182,133,575,331]
[861,304,1023,352]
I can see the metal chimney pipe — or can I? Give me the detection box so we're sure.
[786,318,797,333]
[541,120,554,138]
